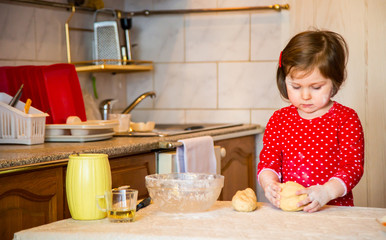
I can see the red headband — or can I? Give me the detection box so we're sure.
[279,51,283,68]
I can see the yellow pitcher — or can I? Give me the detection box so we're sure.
[66,153,112,220]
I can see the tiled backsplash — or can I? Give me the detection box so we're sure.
[124,0,289,125]
[0,0,289,126]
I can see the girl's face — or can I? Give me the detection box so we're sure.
[285,67,334,119]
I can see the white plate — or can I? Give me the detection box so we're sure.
[45,132,114,142]
[46,120,118,136]
[46,120,118,129]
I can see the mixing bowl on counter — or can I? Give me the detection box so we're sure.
[145,173,224,213]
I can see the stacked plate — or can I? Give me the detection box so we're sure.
[45,120,118,142]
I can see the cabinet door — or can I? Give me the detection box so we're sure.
[0,167,64,240]
[216,135,256,200]
[110,152,156,200]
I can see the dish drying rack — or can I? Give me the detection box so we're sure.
[0,93,48,145]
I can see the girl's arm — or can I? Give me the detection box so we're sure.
[332,111,365,194]
[257,111,283,208]
[297,110,364,212]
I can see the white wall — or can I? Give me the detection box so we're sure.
[0,0,384,208]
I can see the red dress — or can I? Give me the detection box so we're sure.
[257,102,364,206]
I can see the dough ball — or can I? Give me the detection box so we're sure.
[279,181,307,212]
[232,188,258,212]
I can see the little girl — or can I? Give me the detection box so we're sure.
[257,30,364,212]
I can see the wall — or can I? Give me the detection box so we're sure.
[0,0,384,208]
[120,0,288,125]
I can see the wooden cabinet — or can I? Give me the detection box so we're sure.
[216,135,256,201]
[0,167,64,240]
[110,152,156,199]
[2,153,156,240]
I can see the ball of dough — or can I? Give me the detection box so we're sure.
[232,188,258,212]
[279,181,307,212]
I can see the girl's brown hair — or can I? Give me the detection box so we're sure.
[277,30,349,99]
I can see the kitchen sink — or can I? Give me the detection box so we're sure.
[114,123,242,137]
[154,123,242,135]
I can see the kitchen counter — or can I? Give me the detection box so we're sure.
[13,201,386,240]
[0,124,262,171]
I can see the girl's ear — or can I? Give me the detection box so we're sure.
[330,82,338,97]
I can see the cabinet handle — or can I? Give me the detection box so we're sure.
[220,147,226,158]
[158,141,183,149]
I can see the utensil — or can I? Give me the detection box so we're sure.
[136,197,151,211]
[120,17,133,62]
[8,84,23,107]
[93,9,121,65]
[24,98,32,113]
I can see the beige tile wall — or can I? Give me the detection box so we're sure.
[122,0,289,125]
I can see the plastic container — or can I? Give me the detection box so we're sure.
[0,92,48,145]
[66,154,112,220]
[108,114,130,132]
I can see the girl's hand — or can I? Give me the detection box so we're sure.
[259,170,281,208]
[296,185,331,212]
[296,179,344,213]
[263,182,281,208]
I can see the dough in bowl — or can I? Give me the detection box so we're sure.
[279,181,307,212]
[232,188,257,212]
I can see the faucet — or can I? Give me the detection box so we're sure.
[99,99,118,120]
[121,91,156,114]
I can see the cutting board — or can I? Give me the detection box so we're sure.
[0,64,87,124]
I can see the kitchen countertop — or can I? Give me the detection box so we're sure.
[13,201,386,240]
[0,124,262,171]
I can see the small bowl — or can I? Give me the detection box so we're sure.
[145,173,224,213]
[131,121,155,132]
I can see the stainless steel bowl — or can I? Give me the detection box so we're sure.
[145,173,224,213]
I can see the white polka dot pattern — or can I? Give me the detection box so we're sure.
[257,102,364,206]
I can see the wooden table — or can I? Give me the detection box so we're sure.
[13,201,386,240]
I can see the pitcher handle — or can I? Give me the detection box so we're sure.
[96,195,107,212]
